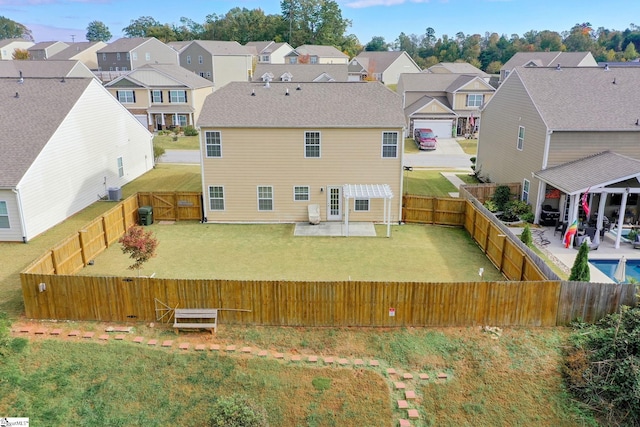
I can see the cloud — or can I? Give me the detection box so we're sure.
[344,0,429,8]
[0,0,109,5]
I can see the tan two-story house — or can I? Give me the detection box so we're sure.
[285,45,349,64]
[397,72,495,137]
[348,51,421,85]
[197,82,406,226]
[105,64,214,131]
[97,37,179,72]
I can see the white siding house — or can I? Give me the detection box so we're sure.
[0,77,153,242]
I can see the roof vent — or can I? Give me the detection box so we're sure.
[60,77,66,83]
[555,64,561,71]
[636,119,639,126]
[251,89,255,96]
[264,81,270,88]
[296,84,301,90]
[285,88,289,96]
[604,64,610,71]
[18,70,23,84]
[612,78,616,84]
[14,92,19,98]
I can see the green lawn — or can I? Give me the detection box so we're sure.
[153,133,200,150]
[456,137,478,155]
[456,173,481,185]
[78,222,505,282]
[404,169,458,197]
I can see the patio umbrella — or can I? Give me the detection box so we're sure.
[614,256,627,283]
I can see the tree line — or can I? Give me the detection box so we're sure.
[2,2,640,71]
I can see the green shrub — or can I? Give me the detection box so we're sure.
[520,224,533,247]
[520,211,535,224]
[491,185,512,211]
[483,200,499,212]
[183,125,199,136]
[153,144,166,164]
[565,306,640,426]
[504,200,531,218]
[568,242,590,281]
[209,394,269,427]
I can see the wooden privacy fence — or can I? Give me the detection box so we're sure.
[137,192,202,221]
[402,196,466,225]
[21,275,561,327]
[462,182,521,204]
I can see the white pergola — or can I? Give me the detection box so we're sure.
[342,184,394,237]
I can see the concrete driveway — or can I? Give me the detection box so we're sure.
[403,138,473,170]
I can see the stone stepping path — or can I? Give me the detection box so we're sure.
[11,323,452,426]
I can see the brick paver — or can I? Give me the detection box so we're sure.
[399,419,411,427]
[241,346,252,353]
[98,334,109,340]
[405,391,416,400]
[394,382,406,390]
[161,340,173,347]
[82,332,94,339]
[387,368,397,375]
[133,336,144,343]
[258,350,268,357]
[307,355,318,363]
[147,339,157,346]
[50,329,62,335]
[419,373,429,380]
[403,373,413,380]
[195,344,206,351]
[114,334,125,340]
[210,344,220,351]
[179,343,189,350]
[68,330,80,337]
[407,409,419,419]
[397,400,409,409]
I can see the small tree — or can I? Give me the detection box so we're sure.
[86,20,112,42]
[12,48,29,60]
[209,394,269,427]
[520,224,533,247]
[491,185,512,212]
[568,241,590,281]
[119,225,158,275]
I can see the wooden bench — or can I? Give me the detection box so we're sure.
[173,308,218,334]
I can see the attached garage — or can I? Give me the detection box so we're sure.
[412,119,454,138]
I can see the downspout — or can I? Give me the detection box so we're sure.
[12,187,28,243]
[398,128,406,224]
[541,129,553,169]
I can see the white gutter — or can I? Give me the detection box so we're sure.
[12,187,28,243]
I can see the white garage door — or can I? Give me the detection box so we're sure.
[134,115,148,128]
[413,119,454,138]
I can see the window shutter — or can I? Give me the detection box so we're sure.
[133,91,136,102]
[160,91,163,102]
[168,92,171,103]
[184,91,187,102]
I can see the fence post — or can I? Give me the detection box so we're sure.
[79,230,89,265]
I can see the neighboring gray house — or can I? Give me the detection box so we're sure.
[253,63,348,82]
[178,40,253,88]
[348,51,421,85]
[476,66,640,231]
[97,37,179,72]
[397,72,495,137]
[0,39,34,60]
[0,60,96,78]
[28,41,68,60]
[48,41,107,70]
[0,77,154,242]
[427,62,489,77]
[285,45,348,64]
[499,51,597,83]
[246,41,293,64]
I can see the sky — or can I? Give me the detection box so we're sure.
[2,0,640,45]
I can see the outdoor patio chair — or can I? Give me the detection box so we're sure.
[634,234,640,249]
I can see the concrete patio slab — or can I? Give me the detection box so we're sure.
[294,222,376,237]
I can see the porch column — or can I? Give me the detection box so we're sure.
[614,190,629,249]
[344,196,350,237]
[594,193,607,245]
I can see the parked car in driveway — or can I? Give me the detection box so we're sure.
[414,128,437,150]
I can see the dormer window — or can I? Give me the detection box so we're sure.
[281,72,292,82]
[261,72,274,82]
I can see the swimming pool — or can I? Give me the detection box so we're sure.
[590,259,640,283]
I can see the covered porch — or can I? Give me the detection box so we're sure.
[147,105,195,131]
[533,151,640,249]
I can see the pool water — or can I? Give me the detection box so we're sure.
[590,259,640,283]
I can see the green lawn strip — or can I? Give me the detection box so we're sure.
[0,339,389,427]
[404,137,419,154]
[78,223,504,282]
[455,173,481,185]
[121,164,202,196]
[457,138,477,155]
[153,134,200,150]
[404,169,458,197]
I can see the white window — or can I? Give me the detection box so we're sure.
[354,199,370,211]
[305,131,320,158]
[522,179,530,203]
[169,90,187,103]
[177,115,187,126]
[121,67,127,71]
[198,55,203,64]
[289,57,297,64]
[152,90,162,103]
[145,52,150,61]
[186,55,191,64]
[504,70,510,79]
[208,186,224,210]
[294,186,310,201]
[257,186,273,211]
[260,55,269,62]
[206,72,212,78]
[116,53,121,60]
[466,94,483,107]
[310,56,318,64]
[517,126,525,151]
[117,157,124,178]
[205,131,221,158]
[0,201,9,228]
[102,53,106,61]
[382,132,398,158]
[117,90,135,103]
[132,52,137,60]
[126,52,130,60]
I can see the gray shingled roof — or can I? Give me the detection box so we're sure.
[191,40,252,56]
[515,66,640,130]
[0,60,84,78]
[28,41,66,50]
[48,41,103,60]
[197,82,405,129]
[253,64,348,82]
[111,63,214,89]
[427,62,488,76]
[0,39,32,48]
[98,37,152,53]
[501,51,595,71]
[0,77,92,187]
[292,45,348,58]
[404,95,456,117]
[398,73,478,92]
[245,41,272,54]
[354,51,404,73]
[534,151,640,194]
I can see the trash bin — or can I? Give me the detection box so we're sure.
[138,206,153,226]
[108,186,122,201]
